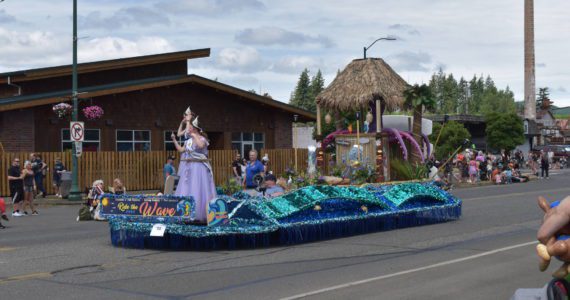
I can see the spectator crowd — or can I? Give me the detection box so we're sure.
[431,147,564,189]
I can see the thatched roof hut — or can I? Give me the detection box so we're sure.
[316,58,408,111]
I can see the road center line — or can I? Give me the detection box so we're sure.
[281,240,537,300]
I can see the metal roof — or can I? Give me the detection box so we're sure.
[0,74,315,120]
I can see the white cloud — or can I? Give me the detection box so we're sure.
[2,0,570,105]
[216,47,267,72]
[157,0,265,16]
[388,23,420,36]
[0,9,17,23]
[0,28,174,71]
[270,56,325,74]
[386,51,433,72]
[79,36,175,62]
[0,28,67,70]
[235,27,335,48]
[80,7,170,29]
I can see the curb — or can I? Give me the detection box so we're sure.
[453,174,538,189]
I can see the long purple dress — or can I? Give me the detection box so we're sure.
[175,134,217,222]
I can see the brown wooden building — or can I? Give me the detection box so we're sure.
[0,48,315,155]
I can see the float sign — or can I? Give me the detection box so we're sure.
[100,195,194,220]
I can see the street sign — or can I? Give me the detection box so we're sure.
[75,141,82,158]
[70,121,84,142]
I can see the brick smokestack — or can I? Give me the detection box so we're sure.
[524,0,536,120]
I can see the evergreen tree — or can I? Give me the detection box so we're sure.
[289,69,312,112]
[427,72,516,116]
[537,87,552,110]
[429,68,445,113]
[457,77,469,114]
[470,75,485,114]
[308,69,325,112]
[442,74,458,114]
[480,75,498,115]
[499,87,516,113]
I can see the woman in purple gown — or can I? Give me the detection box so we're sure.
[171,111,216,223]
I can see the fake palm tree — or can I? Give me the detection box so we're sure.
[404,84,436,162]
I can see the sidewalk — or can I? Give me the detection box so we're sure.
[452,172,538,189]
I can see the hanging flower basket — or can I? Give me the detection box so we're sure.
[82,105,104,120]
[52,102,73,119]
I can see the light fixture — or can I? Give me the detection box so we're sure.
[325,113,332,124]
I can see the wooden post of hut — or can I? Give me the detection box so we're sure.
[315,104,325,171]
[375,98,385,182]
[316,58,408,183]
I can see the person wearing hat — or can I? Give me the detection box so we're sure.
[257,174,284,198]
[163,155,177,184]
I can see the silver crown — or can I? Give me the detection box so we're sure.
[192,116,199,128]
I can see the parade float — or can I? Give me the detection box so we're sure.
[102,57,462,250]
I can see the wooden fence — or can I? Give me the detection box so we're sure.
[0,149,317,196]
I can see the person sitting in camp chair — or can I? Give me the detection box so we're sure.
[257,174,284,198]
[109,178,126,195]
[78,180,105,221]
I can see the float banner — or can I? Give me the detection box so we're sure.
[101,194,195,220]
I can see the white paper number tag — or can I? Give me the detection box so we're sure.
[150,224,166,237]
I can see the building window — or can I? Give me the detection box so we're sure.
[164,131,185,151]
[116,130,151,151]
[62,129,100,152]
[232,132,264,156]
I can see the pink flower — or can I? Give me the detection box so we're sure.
[82,105,104,120]
[52,103,72,118]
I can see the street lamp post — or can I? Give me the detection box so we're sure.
[293,114,299,172]
[355,111,361,162]
[68,0,81,201]
[363,36,396,59]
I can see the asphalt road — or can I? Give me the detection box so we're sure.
[1,171,570,299]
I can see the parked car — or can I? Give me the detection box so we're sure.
[531,145,570,159]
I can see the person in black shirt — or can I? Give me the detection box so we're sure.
[52,158,66,198]
[30,153,47,198]
[540,151,550,179]
[231,153,244,180]
[7,158,25,217]
[479,159,488,181]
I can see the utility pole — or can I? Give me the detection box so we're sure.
[68,0,81,201]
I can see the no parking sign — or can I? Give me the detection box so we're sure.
[70,121,84,142]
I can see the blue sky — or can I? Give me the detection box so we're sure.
[0,0,569,106]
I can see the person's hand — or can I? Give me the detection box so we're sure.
[538,196,570,244]
[171,133,176,140]
[188,125,197,135]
